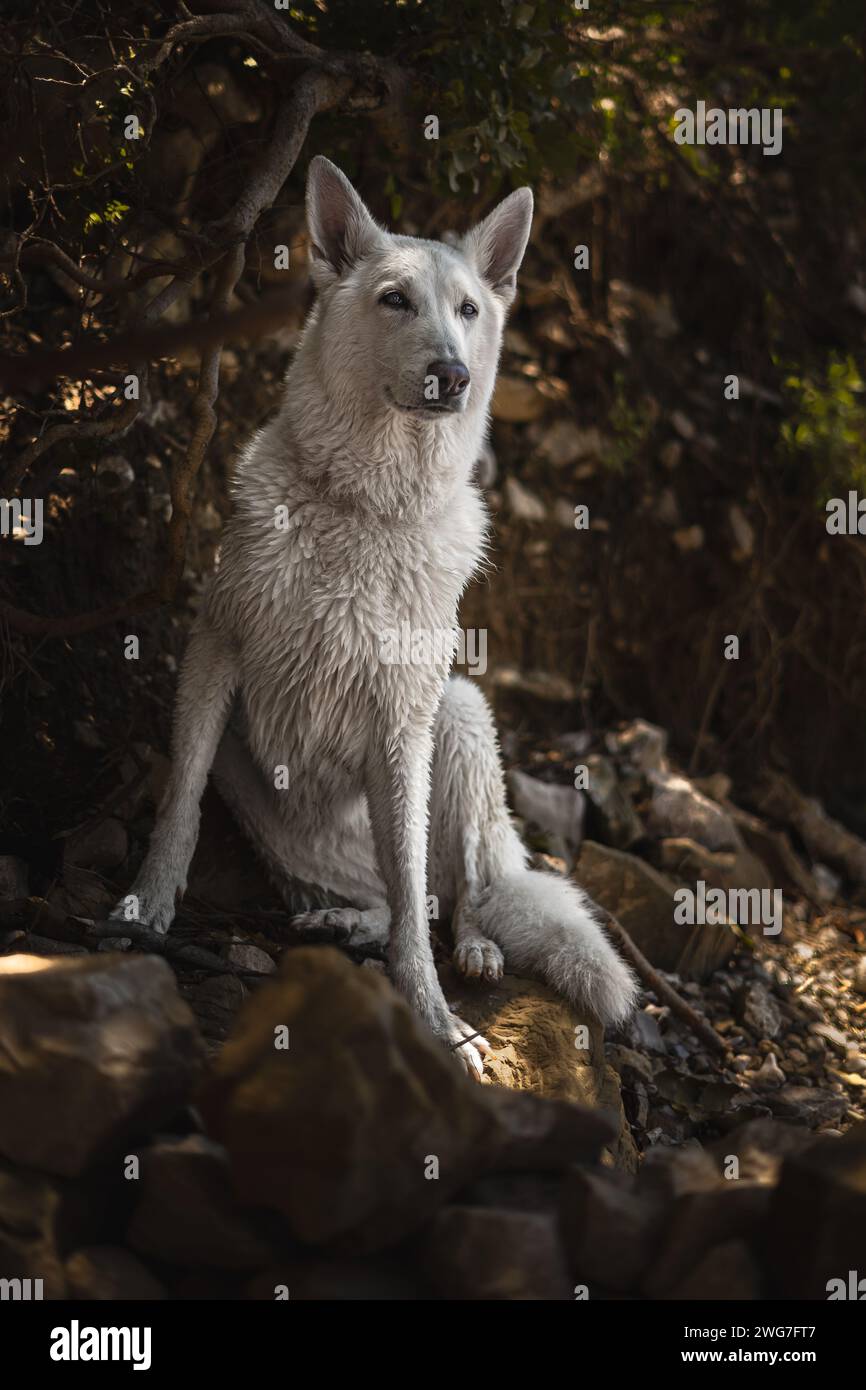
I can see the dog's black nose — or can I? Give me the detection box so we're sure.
[427,360,470,400]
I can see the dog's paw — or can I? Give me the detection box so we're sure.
[290,906,390,948]
[289,907,360,944]
[108,888,175,936]
[453,934,504,983]
[439,1011,492,1083]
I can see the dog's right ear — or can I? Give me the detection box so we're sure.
[306,156,382,288]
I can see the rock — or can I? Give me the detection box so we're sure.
[665,1239,761,1300]
[576,840,735,980]
[553,497,579,528]
[73,719,106,751]
[198,948,499,1253]
[643,1185,769,1297]
[606,1043,658,1084]
[460,1170,563,1220]
[537,420,608,466]
[659,439,683,470]
[756,770,866,887]
[583,755,645,848]
[855,956,866,996]
[418,1206,570,1300]
[655,836,774,900]
[768,1085,849,1128]
[0,856,28,900]
[671,409,696,440]
[475,439,497,489]
[507,769,584,850]
[63,818,128,873]
[53,865,116,918]
[754,1052,786,1089]
[736,982,783,1041]
[0,954,205,1177]
[492,665,578,703]
[561,1168,660,1291]
[491,374,547,422]
[728,504,755,558]
[813,862,842,902]
[483,1087,617,1172]
[693,771,733,802]
[245,1253,426,1300]
[605,719,668,775]
[622,1009,667,1055]
[440,966,636,1172]
[765,1123,866,1297]
[96,454,135,493]
[187,973,247,1043]
[224,941,276,975]
[707,1118,818,1184]
[0,1163,67,1299]
[730,807,820,901]
[65,1247,165,1300]
[672,525,704,552]
[655,487,681,527]
[126,1134,274,1271]
[638,1142,721,1199]
[504,475,546,521]
[810,1022,849,1055]
[647,771,741,853]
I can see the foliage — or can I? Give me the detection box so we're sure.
[780,355,866,503]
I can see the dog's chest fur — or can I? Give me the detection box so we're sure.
[206,413,487,817]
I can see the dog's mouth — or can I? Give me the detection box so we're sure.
[384,387,465,416]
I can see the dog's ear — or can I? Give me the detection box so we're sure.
[462,187,533,307]
[306,156,382,288]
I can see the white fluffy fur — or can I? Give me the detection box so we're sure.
[112,158,636,1075]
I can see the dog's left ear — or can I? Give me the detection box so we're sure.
[306,156,383,289]
[462,187,533,306]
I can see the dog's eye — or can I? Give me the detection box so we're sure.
[459,300,479,319]
[380,290,410,309]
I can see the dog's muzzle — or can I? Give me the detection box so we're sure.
[427,359,470,399]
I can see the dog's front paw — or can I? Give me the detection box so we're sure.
[437,1011,492,1083]
[453,934,504,983]
[108,887,176,936]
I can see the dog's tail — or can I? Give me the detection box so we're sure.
[433,676,638,1027]
[470,868,639,1028]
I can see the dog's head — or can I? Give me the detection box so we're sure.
[304,156,532,423]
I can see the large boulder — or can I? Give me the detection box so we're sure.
[198,948,500,1254]
[0,954,205,1177]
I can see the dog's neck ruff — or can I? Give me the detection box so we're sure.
[282,343,484,525]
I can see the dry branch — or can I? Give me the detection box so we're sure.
[598,907,730,1057]
[2,3,404,638]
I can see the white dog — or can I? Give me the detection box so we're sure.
[113,157,637,1077]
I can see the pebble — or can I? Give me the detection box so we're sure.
[754,1053,786,1089]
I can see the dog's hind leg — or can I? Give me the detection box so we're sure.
[428,675,638,1027]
